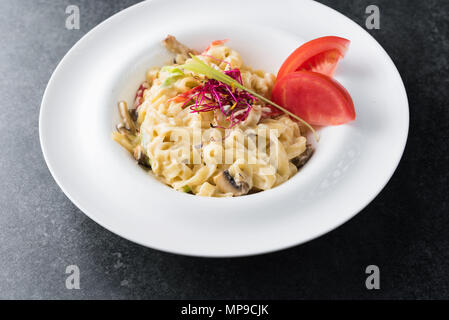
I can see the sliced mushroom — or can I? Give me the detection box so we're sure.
[118,101,136,135]
[162,35,198,56]
[133,145,151,169]
[292,145,314,169]
[130,108,138,123]
[214,170,250,196]
[162,35,199,64]
[116,123,128,135]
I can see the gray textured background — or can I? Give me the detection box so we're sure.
[1,0,448,299]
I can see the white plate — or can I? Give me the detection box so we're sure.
[40,0,408,257]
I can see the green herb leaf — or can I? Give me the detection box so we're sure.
[183,185,191,193]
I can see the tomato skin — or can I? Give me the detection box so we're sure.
[277,36,350,79]
[272,71,355,126]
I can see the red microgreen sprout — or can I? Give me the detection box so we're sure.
[174,61,257,128]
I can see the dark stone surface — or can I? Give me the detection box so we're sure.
[0,0,448,299]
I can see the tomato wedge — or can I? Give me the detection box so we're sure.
[272,71,355,126]
[277,36,350,80]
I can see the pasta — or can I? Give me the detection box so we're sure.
[113,36,313,197]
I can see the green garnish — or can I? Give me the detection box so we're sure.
[183,185,192,193]
[179,54,318,140]
[161,66,185,87]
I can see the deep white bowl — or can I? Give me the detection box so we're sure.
[40,0,409,257]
